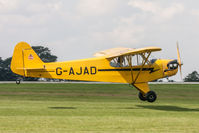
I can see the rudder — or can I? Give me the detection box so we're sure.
[11,42,44,76]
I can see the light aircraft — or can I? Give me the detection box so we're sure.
[11,42,182,102]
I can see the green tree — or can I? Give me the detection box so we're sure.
[0,57,5,80]
[32,46,57,62]
[184,71,199,82]
[0,57,18,81]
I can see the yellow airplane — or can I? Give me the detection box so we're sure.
[11,42,182,102]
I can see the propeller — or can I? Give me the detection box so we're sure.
[176,42,183,80]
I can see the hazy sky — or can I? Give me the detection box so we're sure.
[0,0,199,80]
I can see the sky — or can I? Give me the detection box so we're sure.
[0,0,199,81]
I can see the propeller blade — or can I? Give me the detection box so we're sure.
[176,42,183,80]
[177,42,181,66]
[179,64,183,80]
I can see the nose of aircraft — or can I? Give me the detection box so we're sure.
[157,43,183,79]
[166,59,179,71]
[162,59,179,78]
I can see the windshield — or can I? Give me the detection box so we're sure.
[150,59,157,64]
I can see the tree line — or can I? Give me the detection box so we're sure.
[0,45,198,82]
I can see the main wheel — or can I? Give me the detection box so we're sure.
[138,92,146,101]
[146,91,157,102]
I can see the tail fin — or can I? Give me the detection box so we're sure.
[11,42,44,76]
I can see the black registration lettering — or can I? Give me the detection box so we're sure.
[76,67,82,75]
[56,67,62,75]
[90,67,97,75]
[84,67,89,75]
[69,67,75,75]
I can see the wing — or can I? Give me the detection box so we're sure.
[94,47,134,57]
[94,47,161,59]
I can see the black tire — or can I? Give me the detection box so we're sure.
[146,91,157,103]
[16,79,21,85]
[138,92,146,101]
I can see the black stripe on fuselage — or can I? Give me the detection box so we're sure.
[27,71,55,73]
[98,68,160,74]
[98,68,154,72]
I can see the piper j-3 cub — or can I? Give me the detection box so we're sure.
[11,42,183,102]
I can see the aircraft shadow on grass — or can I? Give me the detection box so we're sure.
[136,105,199,112]
[48,105,199,112]
[49,107,76,110]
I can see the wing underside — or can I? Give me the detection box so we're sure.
[94,47,162,58]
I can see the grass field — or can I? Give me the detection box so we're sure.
[0,83,198,133]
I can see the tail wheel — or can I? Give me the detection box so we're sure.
[146,91,157,103]
[16,79,21,85]
[138,92,146,101]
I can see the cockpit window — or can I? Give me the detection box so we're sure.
[110,54,151,67]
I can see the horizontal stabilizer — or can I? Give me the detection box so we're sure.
[16,68,46,71]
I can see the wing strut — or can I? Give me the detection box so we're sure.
[132,52,151,84]
[127,55,134,83]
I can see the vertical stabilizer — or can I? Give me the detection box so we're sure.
[11,42,44,76]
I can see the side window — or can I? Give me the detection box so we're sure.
[131,54,145,66]
[110,54,151,67]
[110,57,120,67]
[110,56,130,67]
